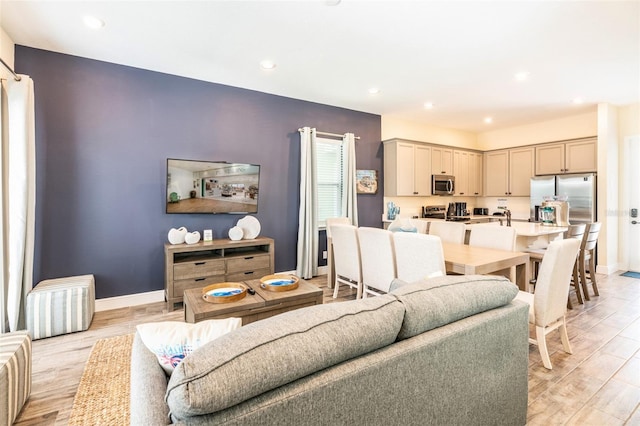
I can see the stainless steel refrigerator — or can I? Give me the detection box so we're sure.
[530,173,597,225]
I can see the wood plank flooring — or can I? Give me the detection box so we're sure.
[13,273,640,425]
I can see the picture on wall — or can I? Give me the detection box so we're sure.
[356,169,378,194]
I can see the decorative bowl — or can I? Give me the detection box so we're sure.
[202,282,247,304]
[259,274,299,292]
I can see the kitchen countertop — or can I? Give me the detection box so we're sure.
[383,217,568,237]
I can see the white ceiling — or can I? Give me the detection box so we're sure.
[1,1,639,133]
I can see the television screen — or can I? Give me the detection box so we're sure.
[166,158,260,214]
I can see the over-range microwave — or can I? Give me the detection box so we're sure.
[432,174,455,195]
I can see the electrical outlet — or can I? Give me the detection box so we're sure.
[322,250,328,259]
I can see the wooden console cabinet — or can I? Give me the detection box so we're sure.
[164,237,274,311]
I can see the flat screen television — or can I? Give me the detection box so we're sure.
[166,158,260,214]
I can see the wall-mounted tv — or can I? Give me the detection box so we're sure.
[166,158,260,214]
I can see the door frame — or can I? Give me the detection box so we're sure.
[622,135,640,272]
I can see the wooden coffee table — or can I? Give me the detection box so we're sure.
[183,278,323,324]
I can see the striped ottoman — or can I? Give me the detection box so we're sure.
[0,331,31,426]
[26,275,95,340]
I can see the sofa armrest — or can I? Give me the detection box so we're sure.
[130,332,170,425]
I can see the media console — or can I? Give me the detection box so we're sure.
[164,237,274,311]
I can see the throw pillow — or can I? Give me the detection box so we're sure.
[136,318,242,374]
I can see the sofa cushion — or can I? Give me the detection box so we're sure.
[165,294,404,419]
[136,318,242,374]
[391,274,518,340]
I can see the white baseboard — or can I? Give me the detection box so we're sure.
[95,290,165,312]
[596,264,622,275]
[95,267,329,312]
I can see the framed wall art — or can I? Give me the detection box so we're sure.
[356,169,378,194]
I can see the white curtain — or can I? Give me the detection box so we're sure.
[0,75,36,333]
[342,132,359,227]
[296,127,318,279]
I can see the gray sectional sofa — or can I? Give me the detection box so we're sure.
[131,275,529,425]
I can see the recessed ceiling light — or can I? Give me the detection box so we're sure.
[325,0,342,5]
[514,71,530,82]
[259,60,276,70]
[424,102,434,109]
[484,117,493,124]
[368,87,380,95]
[83,15,105,29]
[573,97,584,105]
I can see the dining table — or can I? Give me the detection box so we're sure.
[441,242,531,291]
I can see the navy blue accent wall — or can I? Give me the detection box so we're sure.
[16,46,382,299]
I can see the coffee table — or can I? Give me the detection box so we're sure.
[183,278,323,324]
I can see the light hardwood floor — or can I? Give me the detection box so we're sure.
[13,273,640,425]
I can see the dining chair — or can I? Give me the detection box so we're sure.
[469,224,518,282]
[578,222,602,300]
[388,218,428,234]
[325,217,351,289]
[393,232,446,283]
[328,224,363,299]
[357,227,397,298]
[527,223,586,305]
[428,221,466,244]
[514,238,581,369]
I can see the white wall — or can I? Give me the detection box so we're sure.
[476,111,598,151]
[381,116,478,148]
[0,26,16,80]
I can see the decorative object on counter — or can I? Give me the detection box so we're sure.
[184,231,201,244]
[237,215,261,239]
[228,226,243,241]
[387,201,400,220]
[260,274,299,292]
[356,169,378,194]
[167,227,188,244]
[202,282,248,304]
[388,218,419,233]
[203,229,213,242]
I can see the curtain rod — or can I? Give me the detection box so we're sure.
[0,57,21,81]
[298,128,360,140]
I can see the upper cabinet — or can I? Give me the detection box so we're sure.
[535,138,597,175]
[453,150,483,196]
[484,147,534,196]
[383,140,432,196]
[431,146,453,175]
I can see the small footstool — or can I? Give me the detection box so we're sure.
[0,331,31,426]
[26,274,95,340]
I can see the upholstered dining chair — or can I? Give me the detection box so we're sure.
[469,224,518,282]
[393,232,446,283]
[578,222,602,301]
[357,227,397,298]
[527,223,586,306]
[328,224,363,299]
[514,238,581,369]
[325,217,351,289]
[428,221,466,244]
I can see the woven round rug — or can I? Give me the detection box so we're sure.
[68,333,134,425]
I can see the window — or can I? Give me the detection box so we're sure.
[316,137,344,227]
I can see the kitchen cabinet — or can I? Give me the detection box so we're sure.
[484,147,534,196]
[432,146,453,175]
[535,138,597,175]
[383,139,432,196]
[453,150,483,196]
[469,152,483,196]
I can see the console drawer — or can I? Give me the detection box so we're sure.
[226,254,271,273]
[172,275,225,298]
[174,259,225,280]
[226,268,272,282]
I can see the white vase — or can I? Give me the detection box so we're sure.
[228,226,244,241]
[184,231,201,245]
[167,227,188,244]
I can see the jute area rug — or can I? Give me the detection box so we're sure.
[68,333,134,425]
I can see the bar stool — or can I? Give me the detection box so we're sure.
[578,222,601,300]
